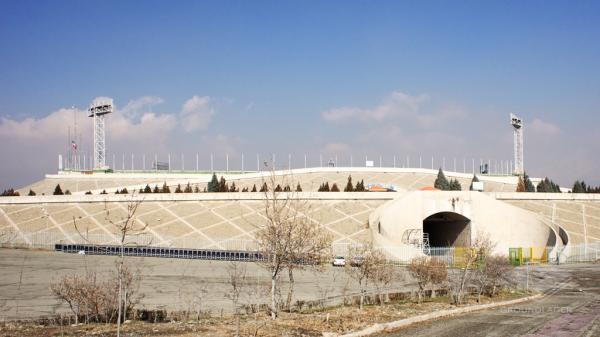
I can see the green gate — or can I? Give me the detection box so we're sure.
[509,247,523,266]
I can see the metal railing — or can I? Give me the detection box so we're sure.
[54,243,265,262]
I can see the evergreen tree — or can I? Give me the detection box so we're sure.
[1,189,19,196]
[194,185,200,193]
[449,179,462,191]
[572,180,586,193]
[161,182,171,193]
[65,190,71,195]
[85,191,92,195]
[120,188,128,194]
[259,182,268,192]
[344,175,354,192]
[537,177,561,193]
[296,183,302,192]
[274,184,282,192]
[28,189,36,196]
[523,173,535,192]
[516,176,526,192]
[331,183,340,192]
[153,185,160,193]
[323,182,330,192]
[242,187,248,192]
[207,173,219,192]
[251,184,258,192]
[184,183,193,193]
[536,178,548,192]
[53,184,64,195]
[144,184,152,193]
[434,168,450,190]
[175,184,183,193]
[355,179,365,192]
[283,185,291,192]
[100,189,107,195]
[218,176,228,192]
[469,175,480,191]
[229,182,238,192]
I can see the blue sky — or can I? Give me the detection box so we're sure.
[1,0,599,189]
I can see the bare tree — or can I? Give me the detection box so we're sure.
[226,261,247,337]
[254,170,331,319]
[408,257,428,303]
[485,255,515,296]
[370,251,395,305]
[73,193,148,336]
[105,195,147,336]
[345,244,386,309]
[473,254,514,302]
[51,265,142,324]
[408,257,447,303]
[428,258,447,298]
[448,233,495,305]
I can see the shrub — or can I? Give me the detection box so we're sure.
[53,184,64,195]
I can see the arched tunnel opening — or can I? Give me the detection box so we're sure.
[423,212,471,247]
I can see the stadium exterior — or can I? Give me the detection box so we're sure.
[1,167,599,263]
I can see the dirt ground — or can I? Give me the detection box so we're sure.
[0,292,526,337]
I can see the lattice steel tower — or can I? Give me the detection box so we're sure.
[88,99,113,170]
[510,113,524,175]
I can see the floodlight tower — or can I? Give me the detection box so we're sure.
[88,99,113,170]
[510,113,524,175]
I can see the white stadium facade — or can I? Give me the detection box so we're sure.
[2,167,599,263]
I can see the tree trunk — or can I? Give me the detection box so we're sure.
[117,251,123,337]
[360,289,364,310]
[123,288,128,321]
[271,272,277,320]
[286,268,295,312]
[235,308,240,337]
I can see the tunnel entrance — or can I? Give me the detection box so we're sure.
[423,212,471,247]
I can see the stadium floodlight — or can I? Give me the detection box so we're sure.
[88,98,113,170]
[510,113,524,175]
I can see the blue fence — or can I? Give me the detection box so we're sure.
[54,243,264,262]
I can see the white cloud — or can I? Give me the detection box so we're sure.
[0,107,81,141]
[120,96,164,119]
[321,91,429,122]
[180,96,214,132]
[529,118,561,135]
[0,96,179,166]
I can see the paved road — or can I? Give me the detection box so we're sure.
[383,264,600,337]
[0,248,413,320]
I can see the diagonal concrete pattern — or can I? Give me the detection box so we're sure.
[369,191,558,259]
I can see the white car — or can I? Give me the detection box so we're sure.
[332,256,346,267]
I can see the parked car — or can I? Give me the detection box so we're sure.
[350,255,364,267]
[332,256,346,267]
